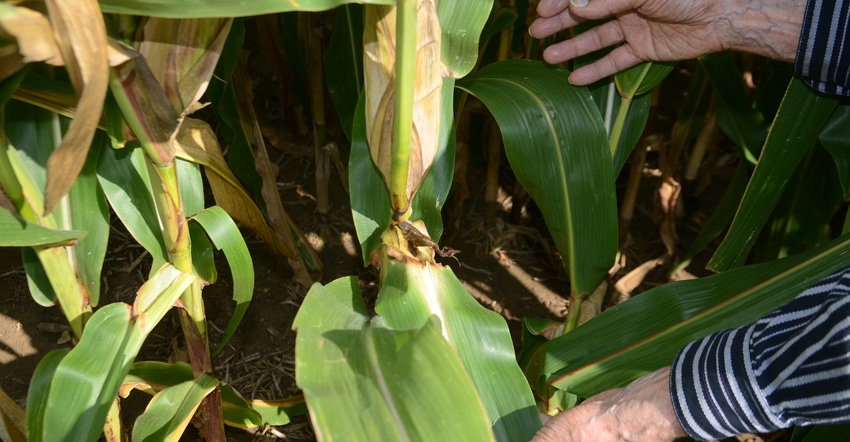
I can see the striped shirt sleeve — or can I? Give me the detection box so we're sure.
[795,0,850,96]
[670,267,850,441]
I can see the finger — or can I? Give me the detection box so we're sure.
[537,0,570,18]
[542,20,625,64]
[569,44,643,85]
[529,9,585,39]
[569,0,638,21]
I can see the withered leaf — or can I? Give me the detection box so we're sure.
[137,17,233,114]
[42,0,108,215]
[0,4,64,67]
[364,0,445,204]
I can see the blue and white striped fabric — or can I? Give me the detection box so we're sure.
[670,267,850,440]
[796,0,850,96]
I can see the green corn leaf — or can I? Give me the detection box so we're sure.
[26,349,68,442]
[122,361,301,428]
[480,7,518,44]
[97,145,168,272]
[293,277,495,442]
[21,247,55,306]
[191,206,254,355]
[98,0,394,18]
[219,386,263,428]
[104,90,129,149]
[133,264,196,336]
[377,260,542,441]
[615,61,676,98]
[131,375,219,442]
[188,221,217,285]
[220,385,304,427]
[751,145,843,263]
[609,61,673,175]
[3,100,60,228]
[700,53,768,164]
[708,77,841,272]
[457,59,617,297]
[325,4,364,141]
[123,361,195,395]
[537,232,850,399]
[820,101,850,199]
[69,131,110,306]
[33,264,195,441]
[349,95,391,266]
[37,303,143,442]
[612,92,651,176]
[177,158,204,218]
[0,207,85,246]
[240,394,306,426]
[435,0,491,78]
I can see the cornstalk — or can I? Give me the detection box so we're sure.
[109,69,225,440]
[301,14,331,215]
[390,0,417,220]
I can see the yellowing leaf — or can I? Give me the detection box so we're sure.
[42,0,109,214]
[137,17,233,113]
[364,0,444,202]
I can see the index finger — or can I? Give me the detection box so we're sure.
[537,0,571,18]
[530,6,587,39]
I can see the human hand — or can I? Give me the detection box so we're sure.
[529,0,805,85]
[532,367,687,442]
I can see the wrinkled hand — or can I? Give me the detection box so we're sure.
[532,367,687,442]
[529,0,805,85]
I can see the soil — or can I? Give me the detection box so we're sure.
[0,22,755,441]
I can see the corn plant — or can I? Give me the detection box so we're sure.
[0,0,366,440]
[295,2,850,441]
[3,0,850,441]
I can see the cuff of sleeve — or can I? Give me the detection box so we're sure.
[670,326,783,441]
[794,0,850,97]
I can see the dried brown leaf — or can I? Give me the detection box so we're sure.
[232,64,320,285]
[137,18,233,113]
[0,4,63,66]
[364,0,444,202]
[41,0,108,214]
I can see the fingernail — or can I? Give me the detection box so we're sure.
[570,0,589,7]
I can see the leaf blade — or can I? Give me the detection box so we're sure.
[293,277,495,442]
[457,59,617,296]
